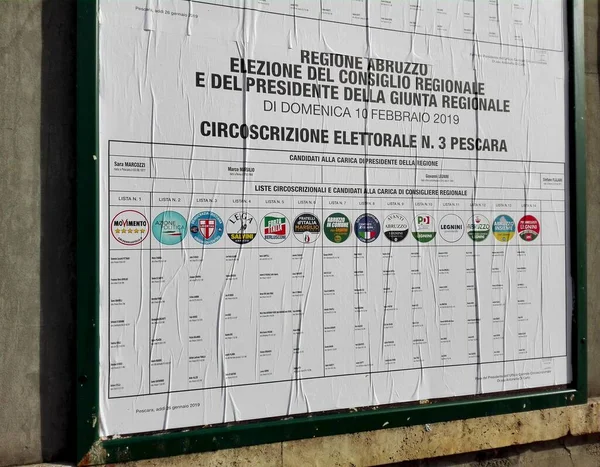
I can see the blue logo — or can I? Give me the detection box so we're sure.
[152,211,187,245]
[354,213,381,243]
[190,211,224,245]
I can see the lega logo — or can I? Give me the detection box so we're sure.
[227,211,257,245]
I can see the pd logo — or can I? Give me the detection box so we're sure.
[190,211,224,245]
[412,214,436,243]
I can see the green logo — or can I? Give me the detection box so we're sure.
[324,213,351,243]
[412,214,436,243]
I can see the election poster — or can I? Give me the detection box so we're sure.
[99,0,571,435]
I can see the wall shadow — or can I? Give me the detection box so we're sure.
[40,0,77,461]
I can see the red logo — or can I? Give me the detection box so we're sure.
[518,215,540,242]
[199,219,216,239]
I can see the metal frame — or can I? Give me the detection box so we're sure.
[76,0,587,464]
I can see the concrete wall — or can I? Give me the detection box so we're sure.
[0,0,598,465]
[0,0,76,465]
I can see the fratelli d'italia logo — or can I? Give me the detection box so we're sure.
[152,211,187,245]
[111,210,149,246]
[190,211,223,245]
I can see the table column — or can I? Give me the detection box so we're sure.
[108,192,151,397]
[149,195,191,393]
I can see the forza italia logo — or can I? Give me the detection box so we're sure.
[261,213,289,244]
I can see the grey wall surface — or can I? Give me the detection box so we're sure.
[0,0,76,465]
[586,0,600,398]
[0,0,598,466]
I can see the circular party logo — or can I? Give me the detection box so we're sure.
[518,215,540,242]
[354,213,381,243]
[261,213,289,244]
[111,210,149,246]
[152,211,187,245]
[438,214,464,243]
[190,211,224,245]
[227,211,257,245]
[492,215,516,242]
[293,213,321,244]
[466,215,491,242]
[412,214,436,243]
[324,213,351,244]
[383,213,409,243]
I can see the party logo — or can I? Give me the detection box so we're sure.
[293,213,321,244]
[190,211,223,245]
[354,213,381,243]
[227,211,257,245]
[324,213,351,244]
[111,210,149,246]
[152,211,187,245]
[412,214,436,243]
[492,215,516,242]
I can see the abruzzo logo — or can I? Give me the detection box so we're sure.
[111,210,149,246]
[152,211,187,245]
[492,215,515,242]
[467,215,491,242]
[190,211,223,245]
[383,213,409,242]
[261,213,289,244]
[324,213,351,243]
[412,214,436,243]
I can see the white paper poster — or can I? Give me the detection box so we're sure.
[98,0,571,436]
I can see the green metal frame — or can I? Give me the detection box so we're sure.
[76,0,587,464]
